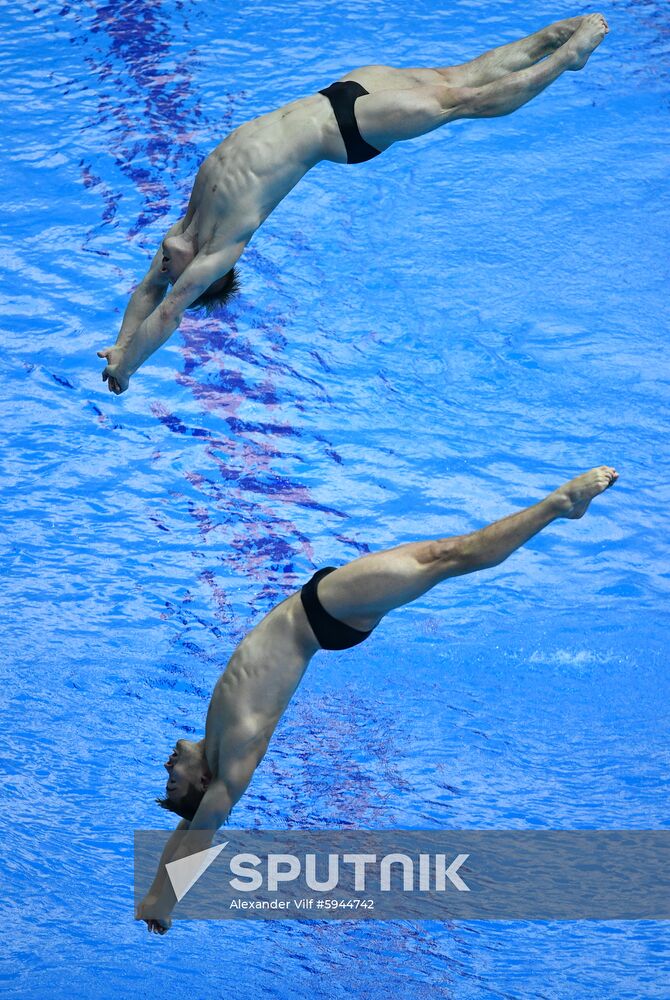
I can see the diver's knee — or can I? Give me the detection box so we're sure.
[432,83,480,118]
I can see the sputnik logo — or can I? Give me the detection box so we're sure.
[166,842,228,903]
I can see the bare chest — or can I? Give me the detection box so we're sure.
[204,595,318,755]
[188,96,332,245]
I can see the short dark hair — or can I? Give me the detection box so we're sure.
[188,266,241,313]
[156,783,205,822]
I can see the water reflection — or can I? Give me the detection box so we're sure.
[65,0,342,636]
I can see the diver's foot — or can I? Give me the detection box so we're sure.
[548,16,586,50]
[566,13,609,70]
[551,466,619,519]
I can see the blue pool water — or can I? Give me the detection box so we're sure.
[2,0,669,995]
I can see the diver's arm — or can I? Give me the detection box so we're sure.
[117,246,171,340]
[136,745,266,933]
[99,239,246,395]
[97,221,182,393]
[139,817,191,903]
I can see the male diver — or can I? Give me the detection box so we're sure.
[136,465,618,933]
[100,15,608,395]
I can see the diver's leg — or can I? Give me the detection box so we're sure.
[438,17,585,87]
[353,15,608,151]
[338,18,584,92]
[317,467,618,631]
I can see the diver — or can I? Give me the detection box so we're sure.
[99,15,608,395]
[136,465,618,933]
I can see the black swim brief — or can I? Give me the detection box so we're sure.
[319,81,381,165]
[300,567,373,650]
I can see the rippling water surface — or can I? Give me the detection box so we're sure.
[2,0,669,997]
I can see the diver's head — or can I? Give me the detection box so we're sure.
[188,266,241,313]
[157,738,211,822]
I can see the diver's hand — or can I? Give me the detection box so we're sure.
[97,345,131,395]
[136,897,172,935]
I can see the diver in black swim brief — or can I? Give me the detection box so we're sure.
[318,81,381,164]
[101,15,609,397]
[137,467,618,935]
